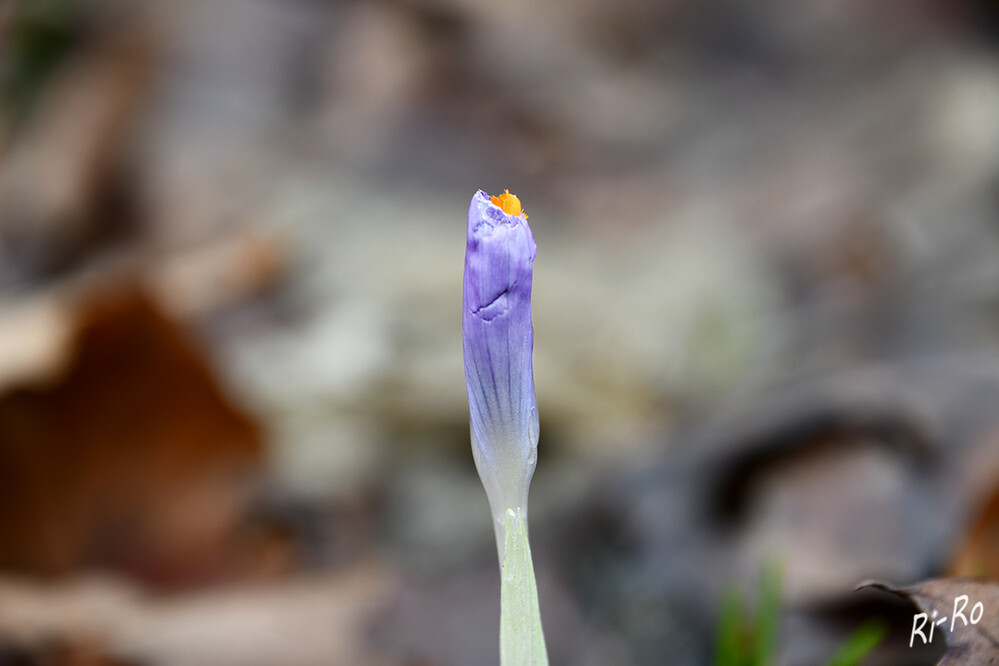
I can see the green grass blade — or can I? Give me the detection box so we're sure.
[715,587,744,666]
[824,620,888,666]
[752,563,782,666]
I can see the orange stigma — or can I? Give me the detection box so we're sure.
[490,189,527,218]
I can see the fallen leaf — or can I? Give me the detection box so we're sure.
[0,286,263,585]
[0,563,395,666]
[860,578,999,665]
[949,426,999,579]
[0,16,155,280]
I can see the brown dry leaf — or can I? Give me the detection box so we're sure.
[0,563,395,666]
[861,578,999,665]
[950,484,999,579]
[0,286,263,585]
[0,15,155,279]
[949,425,999,579]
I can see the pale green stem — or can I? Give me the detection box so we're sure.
[499,507,549,666]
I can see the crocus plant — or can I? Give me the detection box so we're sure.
[463,189,549,665]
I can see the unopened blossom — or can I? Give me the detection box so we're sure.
[462,189,539,520]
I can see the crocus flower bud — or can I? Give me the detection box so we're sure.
[463,189,539,522]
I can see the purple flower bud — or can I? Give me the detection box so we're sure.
[463,189,539,515]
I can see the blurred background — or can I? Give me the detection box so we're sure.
[1,0,999,664]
